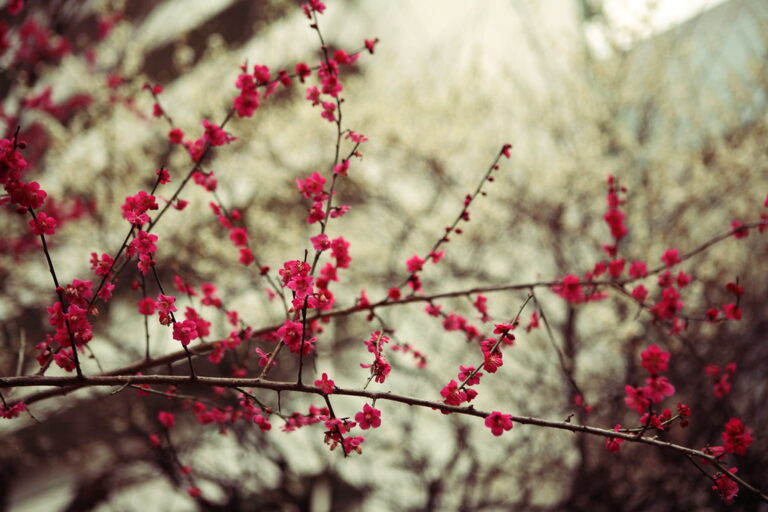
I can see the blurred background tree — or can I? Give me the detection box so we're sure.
[0,0,766,510]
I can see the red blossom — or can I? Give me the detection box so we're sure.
[137,297,156,315]
[364,38,378,53]
[173,319,199,346]
[156,168,171,184]
[640,344,670,375]
[605,424,625,453]
[229,227,248,247]
[525,311,540,332]
[440,380,467,406]
[406,254,424,273]
[330,237,351,268]
[333,49,358,66]
[201,119,235,146]
[644,375,675,403]
[297,172,327,201]
[342,436,364,455]
[6,180,46,209]
[458,365,482,386]
[354,403,382,429]
[29,211,57,235]
[608,258,625,278]
[712,468,739,504]
[554,274,584,303]
[158,411,175,428]
[0,401,26,419]
[239,248,254,266]
[722,303,742,320]
[295,62,311,82]
[314,372,335,394]
[484,411,513,436]
[624,385,650,413]
[721,418,753,455]
[730,220,748,239]
[628,260,648,278]
[661,248,681,267]
[168,128,184,144]
[631,284,648,302]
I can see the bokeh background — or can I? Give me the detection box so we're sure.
[1,0,767,510]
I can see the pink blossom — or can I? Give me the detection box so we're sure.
[484,411,513,436]
[239,248,255,266]
[333,159,350,175]
[640,344,670,375]
[440,380,467,406]
[173,320,199,346]
[712,469,739,504]
[343,435,364,455]
[553,274,583,303]
[229,228,248,247]
[406,255,424,273]
[137,297,156,315]
[722,418,753,455]
[628,261,648,278]
[354,403,382,429]
[661,248,680,267]
[364,38,378,54]
[605,424,625,453]
[158,411,175,428]
[311,233,330,251]
[624,385,650,413]
[314,372,335,394]
[297,172,327,201]
[644,376,675,403]
[201,119,235,146]
[29,211,57,235]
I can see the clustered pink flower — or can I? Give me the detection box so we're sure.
[156,293,177,325]
[624,345,677,423]
[605,424,625,453]
[721,418,753,455]
[354,403,382,430]
[314,372,335,394]
[604,176,628,243]
[297,172,327,201]
[484,411,513,436]
[0,401,26,419]
[440,380,468,406]
[201,119,235,146]
[641,344,670,375]
[360,331,392,384]
[28,211,57,235]
[158,411,175,428]
[711,469,739,504]
[173,319,199,346]
[275,319,316,355]
[705,363,737,398]
[553,274,584,303]
[661,248,680,267]
[121,190,158,225]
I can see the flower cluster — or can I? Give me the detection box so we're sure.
[121,190,158,226]
[484,411,513,436]
[360,331,392,384]
[721,418,754,456]
[705,362,737,398]
[624,345,676,415]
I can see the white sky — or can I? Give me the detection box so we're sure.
[605,0,729,35]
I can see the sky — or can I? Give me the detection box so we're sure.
[605,0,728,35]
